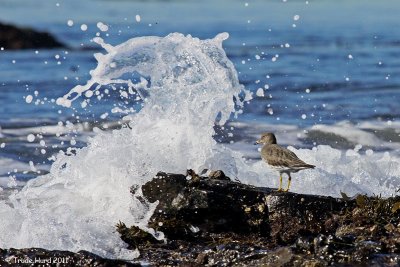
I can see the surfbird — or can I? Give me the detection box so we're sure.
[255,133,315,192]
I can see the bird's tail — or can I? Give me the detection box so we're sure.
[295,163,315,169]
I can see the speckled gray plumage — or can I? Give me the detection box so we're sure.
[256,132,315,173]
[256,132,315,192]
[261,144,315,172]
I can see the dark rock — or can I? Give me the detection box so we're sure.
[0,22,65,50]
[3,171,398,266]
[0,248,139,267]
[117,170,400,266]
[208,170,229,180]
[265,191,354,244]
[116,221,163,249]
[142,171,270,239]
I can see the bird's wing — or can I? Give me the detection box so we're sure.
[263,145,314,168]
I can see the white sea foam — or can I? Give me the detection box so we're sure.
[244,146,400,197]
[228,119,400,153]
[228,119,400,197]
[0,158,32,182]
[0,32,399,260]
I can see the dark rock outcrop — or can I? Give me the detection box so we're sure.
[118,171,400,266]
[1,171,399,266]
[0,248,138,267]
[143,171,271,238]
[0,22,65,50]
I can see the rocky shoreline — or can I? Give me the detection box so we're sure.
[0,248,138,267]
[119,171,400,266]
[2,171,400,266]
[0,22,65,50]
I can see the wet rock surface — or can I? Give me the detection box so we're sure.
[119,171,400,266]
[0,248,139,266]
[143,171,271,238]
[0,22,65,49]
[1,171,399,266]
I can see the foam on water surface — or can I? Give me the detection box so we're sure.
[1,32,400,259]
[246,145,400,197]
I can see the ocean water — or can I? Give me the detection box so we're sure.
[0,0,400,259]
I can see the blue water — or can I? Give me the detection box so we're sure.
[1,0,400,179]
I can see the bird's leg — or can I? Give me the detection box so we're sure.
[284,174,292,192]
[276,174,283,192]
